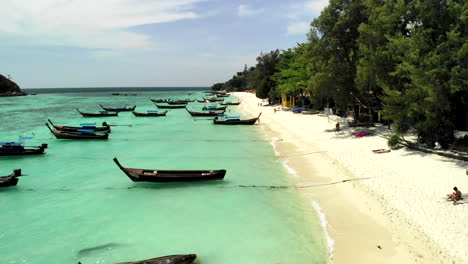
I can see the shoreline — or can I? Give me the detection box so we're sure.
[234,92,467,264]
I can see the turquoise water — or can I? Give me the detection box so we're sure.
[0,91,328,264]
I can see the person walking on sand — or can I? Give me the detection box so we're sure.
[447,187,462,201]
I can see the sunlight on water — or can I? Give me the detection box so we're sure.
[0,91,328,264]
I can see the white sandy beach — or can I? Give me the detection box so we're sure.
[233,92,468,264]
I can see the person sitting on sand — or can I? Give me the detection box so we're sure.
[447,187,462,201]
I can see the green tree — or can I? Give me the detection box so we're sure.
[383,0,467,147]
[309,0,368,112]
[246,50,281,99]
[272,43,311,103]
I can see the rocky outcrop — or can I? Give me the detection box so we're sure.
[0,74,27,97]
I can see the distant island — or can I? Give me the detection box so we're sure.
[0,74,27,97]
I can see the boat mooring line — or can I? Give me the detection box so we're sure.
[277,151,327,158]
[5,178,371,192]
[295,177,372,188]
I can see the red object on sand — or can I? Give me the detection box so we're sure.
[354,132,369,137]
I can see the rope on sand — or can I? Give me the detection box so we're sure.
[216,177,371,189]
[295,177,371,188]
[277,151,327,158]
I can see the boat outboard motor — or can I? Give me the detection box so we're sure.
[102,122,108,126]
[13,169,21,177]
[41,143,48,149]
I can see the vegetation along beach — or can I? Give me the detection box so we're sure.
[0,0,467,264]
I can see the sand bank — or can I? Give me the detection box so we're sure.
[233,92,468,264]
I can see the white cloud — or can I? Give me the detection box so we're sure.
[305,0,329,14]
[287,22,310,35]
[0,0,203,50]
[286,0,328,35]
[238,4,264,17]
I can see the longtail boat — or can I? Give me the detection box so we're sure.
[100,105,136,112]
[213,113,262,125]
[113,254,196,264]
[167,101,188,105]
[202,105,227,111]
[132,110,168,117]
[0,169,23,187]
[48,119,111,133]
[186,108,225,117]
[220,101,241,105]
[113,158,226,182]
[154,103,186,109]
[202,97,224,102]
[150,98,167,103]
[46,123,109,139]
[76,108,119,117]
[0,142,47,156]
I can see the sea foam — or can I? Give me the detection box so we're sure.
[312,201,335,261]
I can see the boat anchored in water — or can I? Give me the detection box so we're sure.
[46,123,109,139]
[48,119,111,133]
[100,104,136,112]
[113,158,226,182]
[213,113,262,125]
[76,108,119,117]
[132,110,168,117]
[0,142,47,156]
[0,169,23,187]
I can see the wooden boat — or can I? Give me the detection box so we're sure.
[132,110,168,117]
[114,254,196,264]
[154,103,186,109]
[76,108,119,117]
[46,123,109,139]
[0,169,22,188]
[150,98,167,103]
[0,142,47,156]
[213,113,262,125]
[186,108,225,117]
[166,100,188,105]
[48,119,111,133]
[202,105,227,111]
[220,101,241,105]
[100,105,136,111]
[202,97,224,102]
[113,158,226,182]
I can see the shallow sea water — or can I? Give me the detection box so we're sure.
[0,90,328,264]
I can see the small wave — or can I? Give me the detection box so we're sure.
[281,161,298,176]
[312,201,335,261]
[270,138,279,155]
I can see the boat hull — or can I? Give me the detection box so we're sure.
[113,158,225,183]
[0,145,47,156]
[186,108,225,117]
[48,120,111,133]
[76,109,119,117]
[100,105,136,111]
[213,118,259,125]
[117,254,197,264]
[155,104,186,109]
[0,177,19,187]
[46,123,109,139]
[132,111,168,117]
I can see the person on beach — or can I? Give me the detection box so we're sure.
[335,122,340,132]
[447,187,462,201]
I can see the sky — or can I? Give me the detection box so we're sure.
[0,0,328,88]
